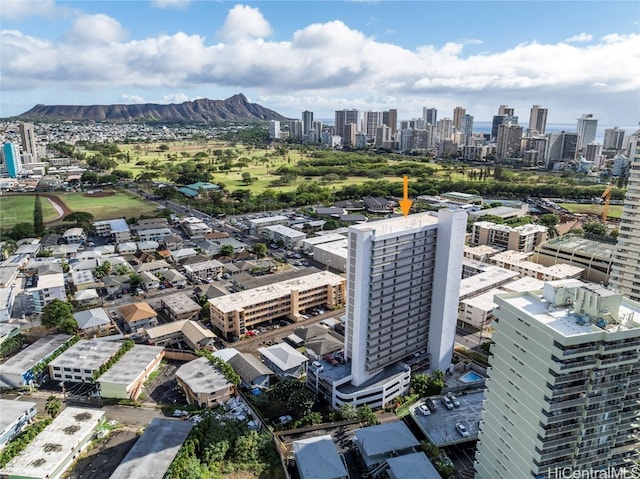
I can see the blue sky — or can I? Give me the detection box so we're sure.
[1,0,639,125]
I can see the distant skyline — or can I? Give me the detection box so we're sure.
[1,1,639,124]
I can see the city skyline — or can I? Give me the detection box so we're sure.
[1,1,639,124]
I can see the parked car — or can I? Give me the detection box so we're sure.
[448,393,461,408]
[277,415,293,425]
[418,404,431,416]
[441,396,454,410]
[426,398,438,412]
[455,422,470,438]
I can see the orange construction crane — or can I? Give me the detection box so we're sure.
[601,181,613,223]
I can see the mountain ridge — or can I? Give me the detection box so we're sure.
[15,94,291,123]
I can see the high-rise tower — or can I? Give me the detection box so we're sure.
[335,109,360,140]
[604,127,625,150]
[609,129,640,302]
[528,105,548,134]
[475,280,640,479]
[301,111,314,136]
[453,107,466,131]
[1,143,21,178]
[345,210,467,386]
[576,114,598,151]
[382,109,398,136]
[423,107,437,126]
[19,122,37,163]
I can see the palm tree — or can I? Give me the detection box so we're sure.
[45,395,62,418]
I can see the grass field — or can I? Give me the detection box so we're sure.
[0,195,59,227]
[52,191,160,221]
[557,203,624,219]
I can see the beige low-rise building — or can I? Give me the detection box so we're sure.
[489,250,584,281]
[160,293,202,321]
[144,319,216,352]
[209,271,346,338]
[471,221,548,253]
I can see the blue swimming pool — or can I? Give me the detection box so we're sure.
[460,370,484,383]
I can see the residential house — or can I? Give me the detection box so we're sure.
[93,218,131,242]
[140,271,161,291]
[0,399,37,449]
[258,343,308,379]
[183,259,224,282]
[175,356,234,407]
[117,302,158,333]
[26,272,66,313]
[162,269,187,288]
[117,242,137,255]
[73,307,119,338]
[136,241,159,253]
[228,352,273,390]
[62,228,85,244]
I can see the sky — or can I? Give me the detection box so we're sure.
[1,0,639,126]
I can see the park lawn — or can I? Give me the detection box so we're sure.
[52,190,160,221]
[0,195,59,227]
[557,203,623,219]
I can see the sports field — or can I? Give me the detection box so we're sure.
[0,195,59,227]
[51,190,160,220]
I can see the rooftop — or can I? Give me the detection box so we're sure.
[349,211,441,240]
[0,334,72,379]
[539,234,617,259]
[0,398,37,432]
[209,271,345,313]
[118,302,157,323]
[459,267,519,299]
[98,345,164,385]
[0,407,105,479]
[258,343,309,371]
[386,452,441,479]
[161,293,201,315]
[248,215,288,225]
[175,356,233,394]
[293,435,348,479]
[497,281,640,337]
[264,224,307,238]
[73,307,111,330]
[49,339,122,370]
[302,234,346,247]
[354,421,419,457]
[106,417,194,479]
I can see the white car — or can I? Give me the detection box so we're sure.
[418,404,431,416]
[448,394,461,408]
[455,422,470,438]
[441,396,454,410]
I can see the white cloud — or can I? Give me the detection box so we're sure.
[65,14,127,44]
[2,5,639,122]
[121,94,147,104]
[217,4,272,41]
[564,32,593,43]
[150,0,191,9]
[0,0,57,20]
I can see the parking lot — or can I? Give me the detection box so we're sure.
[410,390,485,447]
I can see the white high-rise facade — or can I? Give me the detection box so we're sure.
[345,210,467,386]
[604,127,625,150]
[609,129,640,302]
[364,111,383,141]
[475,280,640,479]
[19,122,37,163]
[576,114,598,151]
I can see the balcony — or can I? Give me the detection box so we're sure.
[550,384,587,398]
[539,434,578,449]
[538,447,574,462]
[543,409,582,423]
[548,397,585,411]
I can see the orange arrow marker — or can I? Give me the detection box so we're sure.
[399,175,413,217]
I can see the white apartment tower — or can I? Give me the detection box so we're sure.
[475,280,640,479]
[19,123,37,163]
[528,105,548,134]
[576,114,598,151]
[345,210,467,386]
[268,121,281,139]
[604,127,625,150]
[364,111,383,141]
[609,130,640,302]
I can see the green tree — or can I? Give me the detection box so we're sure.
[357,405,379,426]
[219,244,235,257]
[45,396,62,418]
[33,194,44,236]
[63,211,95,227]
[539,213,560,237]
[129,273,143,289]
[583,222,607,236]
[9,223,35,240]
[287,387,316,416]
[338,403,358,420]
[253,243,267,258]
[42,299,74,330]
[158,144,170,152]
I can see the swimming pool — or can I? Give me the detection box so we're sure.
[459,370,485,383]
